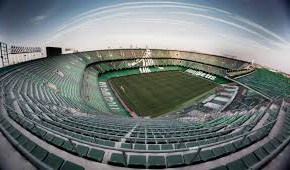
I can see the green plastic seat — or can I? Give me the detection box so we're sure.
[44,133,55,142]
[200,149,215,161]
[85,148,105,162]
[121,143,132,149]
[108,153,127,167]
[148,144,160,150]
[166,154,185,168]
[227,159,247,170]
[254,147,268,160]
[43,153,64,170]
[212,146,227,158]
[22,139,37,152]
[76,145,89,156]
[31,127,46,137]
[6,126,16,133]
[148,156,166,169]
[224,143,236,153]
[31,146,48,161]
[161,144,173,150]
[102,140,115,147]
[184,152,201,165]
[210,165,227,170]
[263,142,275,154]
[128,155,147,168]
[233,138,251,149]
[270,137,282,147]
[242,153,259,168]
[186,141,198,148]
[174,143,186,149]
[82,136,94,143]
[60,161,84,170]
[134,144,146,150]
[51,136,65,147]
[61,140,76,153]
[10,129,21,139]
[2,120,12,129]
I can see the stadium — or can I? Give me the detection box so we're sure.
[1,1,290,170]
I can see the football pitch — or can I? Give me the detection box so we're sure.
[109,71,218,117]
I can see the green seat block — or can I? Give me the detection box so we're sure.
[2,120,11,129]
[85,148,105,162]
[242,153,259,168]
[166,155,185,168]
[161,144,173,150]
[147,139,156,144]
[157,139,167,144]
[61,140,76,153]
[60,161,84,170]
[82,136,94,143]
[31,127,46,137]
[263,142,275,154]
[108,153,126,167]
[102,140,115,147]
[234,138,251,149]
[44,133,54,142]
[227,159,247,170]
[208,137,218,144]
[276,134,286,143]
[22,139,36,152]
[270,137,282,147]
[51,136,65,147]
[6,126,16,133]
[73,133,83,140]
[212,146,227,158]
[148,156,166,169]
[148,144,160,150]
[128,155,147,168]
[200,149,215,161]
[16,135,28,145]
[198,139,208,146]
[211,165,227,170]
[10,129,21,139]
[43,153,64,170]
[76,145,89,156]
[186,141,198,148]
[184,152,201,165]
[174,143,186,149]
[31,146,48,161]
[254,148,268,160]
[121,143,132,149]
[134,144,146,150]
[248,134,258,142]
[224,143,236,153]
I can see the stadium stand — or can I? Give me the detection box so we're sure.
[0,49,289,169]
[235,68,290,99]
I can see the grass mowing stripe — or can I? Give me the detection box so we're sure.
[109,71,218,117]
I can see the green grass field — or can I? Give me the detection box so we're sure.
[109,71,218,117]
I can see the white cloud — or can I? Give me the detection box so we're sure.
[30,15,46,24]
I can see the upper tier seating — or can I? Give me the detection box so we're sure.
[236,69,290,99]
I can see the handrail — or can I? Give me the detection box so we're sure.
[3,102,278,154]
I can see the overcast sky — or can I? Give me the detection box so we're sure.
[0,0,290,73]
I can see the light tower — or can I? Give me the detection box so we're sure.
[0,42,9,67]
